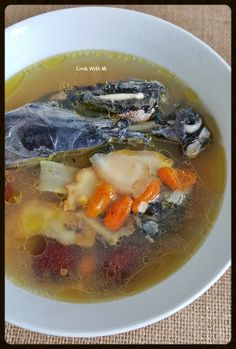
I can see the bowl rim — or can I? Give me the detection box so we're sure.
[5,5,231,71]
[5,6,231,337]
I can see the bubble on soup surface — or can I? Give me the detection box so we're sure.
[184,159,191,166]
[102,261,109,270]
[26,235,47,256]
[16,232,27,244]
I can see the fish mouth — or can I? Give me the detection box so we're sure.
[150,106,211,158]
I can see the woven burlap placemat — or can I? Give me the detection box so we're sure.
[5,5,231,344]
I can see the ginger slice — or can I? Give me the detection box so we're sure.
[64,167,99,211]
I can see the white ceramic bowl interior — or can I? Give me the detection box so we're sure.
[5,6,231,337]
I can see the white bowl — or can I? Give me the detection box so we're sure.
[5,6,231,337]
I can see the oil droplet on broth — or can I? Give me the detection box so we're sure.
[106,269,116,278]
[142,256,150,264]
[102,261,109,270]
[6,174,15,182]
[15,233,28,244]
[6,188,22,205]
[26,235,47,256]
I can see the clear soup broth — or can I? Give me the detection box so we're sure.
[5,50,225,302]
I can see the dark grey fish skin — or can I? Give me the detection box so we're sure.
[136,199,187,240]
[5,103,147,168]
[151,106,211,158]
[43,79,165,122]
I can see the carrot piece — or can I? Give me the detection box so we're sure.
[104,196,133,230]
[86,183,115,218]
[132,180,160,214]
[78,254,96,277]
[158,167,197,190]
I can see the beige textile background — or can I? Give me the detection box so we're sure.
[5,5,231,345]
